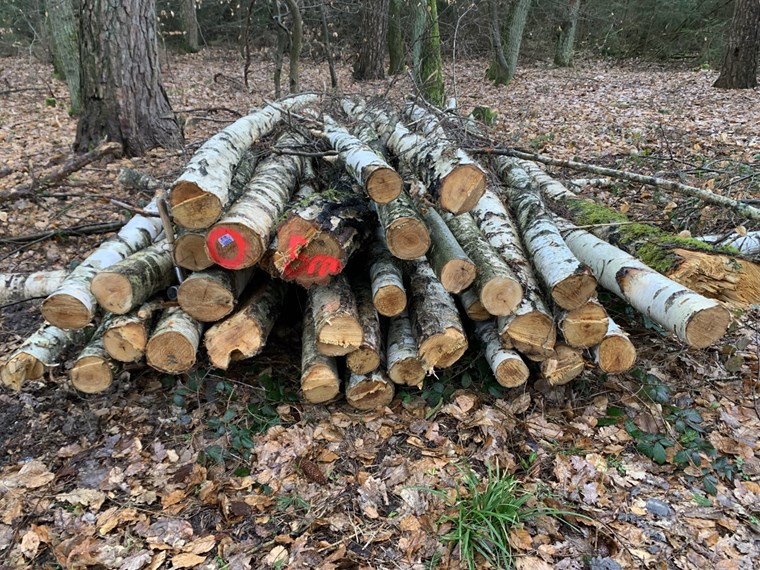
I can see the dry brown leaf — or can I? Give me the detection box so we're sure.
[146,550,167,570]
[170,552,207,568]
[0,460,55,490]
[57,488,107,511]
[263,545,288,567]
[515,556,553,569]
[20,529,40,559]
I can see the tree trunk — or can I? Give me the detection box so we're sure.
[103,301,162,362]
[369,229,408,317]
[75,0,183,156]
[386,310,426,388]
[319,0,338,89]
[487,0,532,85]
[204,277,286,370]
[417,0,444,105]
[0,270,69,305]
[346,369,395,410]
[301,299,340,403]
[179,0,199,53]
[346,279,383,375]
[474,320,529,388]
[557,298,609,348]
[387,0,404,75]
[283,0,302,92]
[698,231,760,257]
[145,306,203,374]
[422,207,477,294]
[310,273,363,356]
[177,267,255,323]
[376,189,432,260]
[713,0,759,89]
[273,3,288,99]
[353,0,390,80]
[554,0,580,67]
[70,315,117,394]
[46,0,81,114]
[593,317,636,374]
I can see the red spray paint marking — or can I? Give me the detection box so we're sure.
[207,227,249,269]
[281,233,342,280]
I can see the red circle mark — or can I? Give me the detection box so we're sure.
[207,226,248,269]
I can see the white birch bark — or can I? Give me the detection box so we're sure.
[592,317,637,374]
[70,315,117,394]
[0,270,69,305]
[170,94,318,229]
[346,369,395,410]
[346,279,383,375]
[301,299,340,403]
[386,310,426,388]
[459,288,490,321]
[369,230,407,317]
[145,306,203,374]
[697,231,760,256]
[474,320,529,388]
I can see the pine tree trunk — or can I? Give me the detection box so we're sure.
[422,207,476,294]
[474,320,529,388]
[179,0,200,53]
[145,306,203,374]
[90,241,174,314]
[387,0,404,75]
[593,317,636,374]
[173,230,213,271]
[540,342,584,385]
[346,369,395,410]
[557,298,609,348]
[301,300,340,403]
[46,0,81,114]
[310,273,363,356]
[103,301,162,363]
[204,277,286,370]
[554,0,580,67]
[376,190,431,260]
[386,310,426,388]
[713,0,760,89]
[0,270,69,305]
[353,0,390,80]
[70,315,117,394]
[177,267,255,323]
[369,230,408,317]
[346,279,383,375]
[75,0,183,156]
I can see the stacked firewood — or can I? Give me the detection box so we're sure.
[0,95,736,409]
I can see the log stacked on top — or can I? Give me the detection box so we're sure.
[1,96,739,409]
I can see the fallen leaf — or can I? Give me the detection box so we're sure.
[57,488,107,511]
[264,545,288,567]
[171,552,207,568]
[20,529,40,559]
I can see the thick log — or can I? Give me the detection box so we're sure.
[170,95,317,229]
[346,279,383,375]
[41,198,164,329]
[103,301,163,362]
[557,218,731,348]
[204,276,286,370]
[310,273,363,356]
[343,98,485,214]
[323,115,402,204]
[376,189,431,260]
[386,310,426,388]
[346,369,395,410]
[474,320,529,388]
[70,316,117,394]
[497,157,596,310]
[557,298,609,349]
[301,300,340,403]
[406,259,468,371]
[0,270,69,305]
[540,343,585,386]
[459,288,490,321]
[206,133,306,270]
[369,230,407,317]
[593,317,637,374]
[90,241,173,314]
[443,211,522,315]
[177,267,255,323]
[173,230,214,271]
[422,207,476,294]
[469,187,556,359]
[0,325,85,390]
[145,307,203,374]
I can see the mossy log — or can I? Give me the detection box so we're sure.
[386,310,426,388]
[346,279,383,375]
[369,230,407,317]
[557,298,609,349]
[422,207,476,294]
[540,343,585,386]
[301,300,341,403]
[173,230,214,271]
[0,270,69,305]
[310,273,363,356]
[697,231,760,257]
[103,301,163,363]
[70,315,118,394]
[177,267,255,323]
[474,320,529,388]
[346,369,395,410]
[145,306,203,374]
[593,317,637,374]
[376,189,431,260]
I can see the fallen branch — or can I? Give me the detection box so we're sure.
[0,270,69,305]
[0,221,125,244]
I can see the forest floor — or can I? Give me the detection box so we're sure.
[0,49,759,570]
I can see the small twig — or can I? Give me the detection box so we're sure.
[560,221,659,231]
[0,166,12,179]
[175,106,242,117]
[272,148,337,158]
[0,221,124,245]
[0,87,48,96]
[110,199,161,217]
[185,116,236,124]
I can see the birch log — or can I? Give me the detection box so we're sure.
[386,310,426,388]
[145,307,203,374]
[346,279,382,375]
[557,218,731,348]
[540,343,585,386]
[103,301,163,362]
[459,288,490,321]
[697,231,760,257]
[422,207,476,294]
[310,273,363,356]
[497,157,596,310]
[205,133,306,269]
[301,299,340,403]
[557,298,609,349]
[0,270,68,305]
[343,98,486,214]
[376,190,431,260]
[177,267,255,323]
[469,187,556,359]
[0,325,85,390]
[41,199,163,329]
[369,231,407,317]
[323,115,402,204]
[443,211,522,315]
[407,259,468,371]
[204,277,286,370]
[90,241,173,314]
[474,320,529,388]
[117,168,162,192]
[593,318,637,374]
[346,369,395,410]
[173,230,214,271]
[170,95,317,228]
[70,316,117,394]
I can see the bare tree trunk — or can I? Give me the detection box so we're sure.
[319,0,338,89]
[387,0,404,75]
[418,0,444,105]
[713,0,759,89]
[179,0,199,53]
[354,0,390,80]
[283,0,301,92]
[273,2,288,98]
[554,0,580,67]
[46,0,81,114]
[488,0,532,85]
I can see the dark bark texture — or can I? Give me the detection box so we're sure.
[353,0,390,80]
[713,0,760,89]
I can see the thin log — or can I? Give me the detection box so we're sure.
[346,279,383,375]
[0,270,69,305]
[406,259,468,371]
[174,230,214,271]
[459,288,490,321]
[204,276,286,370]
[103,301,163,363]
[422,207,476,294]
[177,267,255,323]
[593,317,637,374]
[170,95,317,229]
[117,168,162,192]
[41,198,164,329]
[90,241,173,314]
[346,369,395,410]
[322,115,402,204]
[697,231,760,256]
[474,320,529,388]
[0,325,86,390]
[386,310,426,388]
[369,229,407,317]
[497,157,596,310]
[145,306,203,374]
[540,343,585,386]
[375,189,431,260]
[206,133,306,269]
[70,316,117,394]
[301,298,340,403]
[310,273,363,356]
[557,298,609,349]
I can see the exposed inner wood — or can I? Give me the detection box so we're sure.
[669,248,760,306]
[551,272,598,311]
[373,284,407,317]
[559,300,609,348]
[170,183,222,230]
[500,312,557,361]
[174,232,213,271]
[316,315,364,356]
[0,354,44,391]
[346,347,382,376]
[684,304,733,349]
[177,274,237,323]
[90,274,133,314]
[302,365,340,403]
[439,164,486,215]
[103,322,147,363]
[540,343,585,385]
[480,277,522,316]
[146,332,198,373]
[207,222,262,269]
[439,260,477,294]
[366,167,403,204]
[346,370,395,410]
[207,321,263,369]
[40,294,89,330]
[386,218,431,260]
[595,335,636,374]
[418,327,468,369]
[387,358,426,388]
[494,358,530,388]
[70,356,113,394]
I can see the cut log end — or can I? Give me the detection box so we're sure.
[551,272,597,310]
[206,223,263,270]
[103,324,147,363]
[439,260,477,294]
[684,304,732,349]
[302,365,341,403]
[316,316,363,356]
[502,312,557,361]
[41,295,91,330]
[346,347,381,375]
[495,358,530,388]
[560,302,609,348]
[346,370,395,410]
[90,273,134,314]
[205,321,264,370]
[366,167,403,204]
[170,182,223,230]
[418,327,468,370]
[540,344,584,385]
[596,335,637,374]
[439,165,486,215]
[0,354,44,391]
[386,219,431,260]
[480,279,523,316]
[276,219,346,287]
[669,248,760,306]
[174,233,213,271]
[146,332,198,374]
[388,358,426,388]
[177,278,235,323]
[70,356,113,394]
[373,285,407,317]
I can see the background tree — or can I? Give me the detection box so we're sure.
[412,0,444,106]
[353,0,390,80]
[713,0,759,89]
[179,0,199,53]
[487,0,532,85]
[387,0,404,75]
[554,0,579,67]
[75,0,183,156]
[45,0,81,113]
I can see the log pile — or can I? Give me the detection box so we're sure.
[3,96,751,411]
